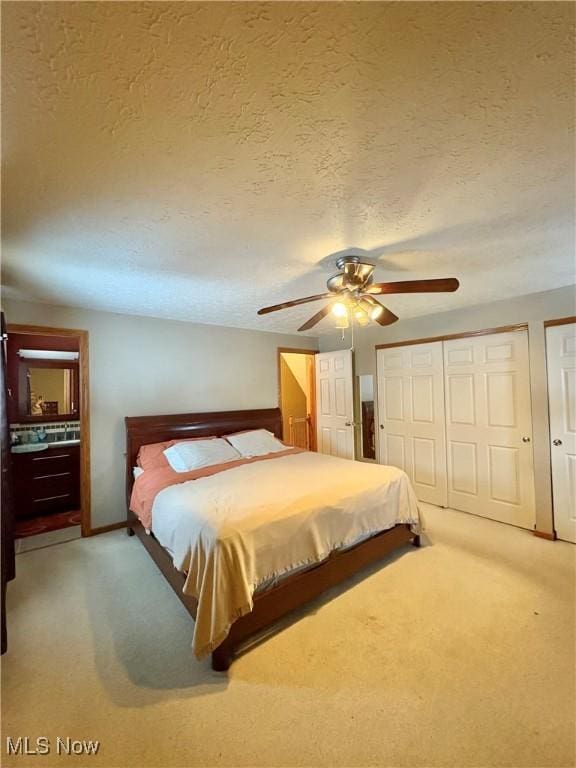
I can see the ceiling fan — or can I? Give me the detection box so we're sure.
[257,256,460,332]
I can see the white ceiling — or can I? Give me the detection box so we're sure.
[2,2,574,335]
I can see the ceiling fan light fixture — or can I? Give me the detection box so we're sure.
[331,301,348,318]
[256,254,459,332]
[354,308,370,326]
[355,297,381,321]
[356,298,370,312]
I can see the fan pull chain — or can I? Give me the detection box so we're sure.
[346,312,354,351]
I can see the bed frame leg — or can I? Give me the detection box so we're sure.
[127,525,135,537]
[211,642,233,672]
[412,534,421,547]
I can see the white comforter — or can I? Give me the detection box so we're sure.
[151,451,420,658]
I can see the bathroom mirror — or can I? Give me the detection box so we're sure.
[18,360,79,421]
[358,374,376,460]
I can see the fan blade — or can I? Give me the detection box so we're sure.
[298,304,332,332]
[367,278,460,295]
[361,296,399,326]
[257,293,334,315]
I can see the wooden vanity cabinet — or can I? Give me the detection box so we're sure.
[12,444,80,518]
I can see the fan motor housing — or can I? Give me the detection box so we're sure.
[327,257,375,293]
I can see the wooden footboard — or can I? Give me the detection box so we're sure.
[212,521,417,670]
[127,510,418,671]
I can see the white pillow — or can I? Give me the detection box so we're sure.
[225,429,286,458]
[163,438,241,473]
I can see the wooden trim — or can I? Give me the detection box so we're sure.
[78,331,91,537]
[89,521,126,536]
[7,324,87,338]
[276,347,318,356]
[543,316,576,328]
[277,348,317,449]
[8,324,91,537]
[533,529,556,541]
[307,354,317,452]
[375,323,529,350]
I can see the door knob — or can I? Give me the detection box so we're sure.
[553,439,563,446]
[522,436,531,443]
[345,421,354,427]
[379,424,384,430]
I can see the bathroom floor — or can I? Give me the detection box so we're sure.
[14,509,81,539]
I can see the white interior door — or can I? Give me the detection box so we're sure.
[315,349,354,459]
[444,330,535,529]
[546,323,576,543]
[376,342,447,506]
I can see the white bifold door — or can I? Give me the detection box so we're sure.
[444,331,535,529]
[376,342,448,506]
[377,330,536,530]
[315,349,355,459]
[546,323,576,543]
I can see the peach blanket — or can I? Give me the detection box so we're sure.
[130,447,303,530]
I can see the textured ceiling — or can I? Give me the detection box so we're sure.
[2,2,574,335]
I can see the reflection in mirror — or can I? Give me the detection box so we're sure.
[358,374,375,459]
[28,368,73,416]
[25,365,75,416]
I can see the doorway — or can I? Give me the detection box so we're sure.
[278,348,316,451]
[7,324,91,538]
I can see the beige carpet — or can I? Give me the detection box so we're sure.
[2,504,575,768]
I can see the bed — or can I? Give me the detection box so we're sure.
[125,407,421,671]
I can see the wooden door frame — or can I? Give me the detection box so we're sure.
[543,315,576,328]
[7,324,91,537]
[374,322,529,351]
[277,347,317,451]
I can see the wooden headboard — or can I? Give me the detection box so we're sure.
[125,407,282,510]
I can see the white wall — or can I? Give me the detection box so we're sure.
[359,374,374,403]
[320,285,576,535]
[2,299,318,529]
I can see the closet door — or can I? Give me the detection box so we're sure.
[376,342,447,506]
[546,323,576,543]
[444,330,535,529]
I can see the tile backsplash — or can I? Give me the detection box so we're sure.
[10,421,81,444]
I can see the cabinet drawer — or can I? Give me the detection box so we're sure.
[12,445,80,518]
[32,472,75,500]
[30,451,74,477]
[32,494,75,516]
